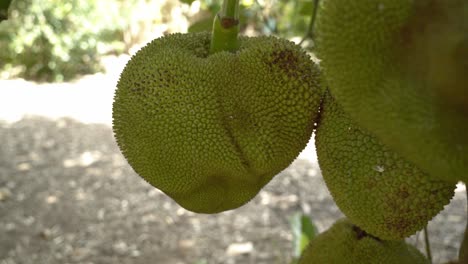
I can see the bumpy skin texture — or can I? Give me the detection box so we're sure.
[315,92,454,240]
[298,218,429,264]
[113,32,323,213]
[316,0,468,183]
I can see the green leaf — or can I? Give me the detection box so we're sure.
[0,0,12,22]
[299,1,315,16]
[179,0,196,5]
[188,16,215,33]
[290,213,318,259]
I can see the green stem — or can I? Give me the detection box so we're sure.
[299,0,320,45]
[458,186,468,263]
[210,0,240,54]
[423,226,433,264]
[221,0,239,18]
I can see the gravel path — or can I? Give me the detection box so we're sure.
[0,116,465,264]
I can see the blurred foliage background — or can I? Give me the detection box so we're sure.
[0,0,316,82]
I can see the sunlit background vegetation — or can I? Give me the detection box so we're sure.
[0,0,316,82]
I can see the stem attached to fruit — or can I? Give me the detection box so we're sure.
[423,226,433,264]
[299,0,320,45]
[209,0,240,54]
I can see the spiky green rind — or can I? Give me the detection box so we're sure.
[298,218,430,264]
[315,92,454,240]
[113,32,323,213]
[316,0,468,183]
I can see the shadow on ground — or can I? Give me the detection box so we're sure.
[0,117,465,264]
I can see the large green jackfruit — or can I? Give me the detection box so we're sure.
[315,91,454,240]
[113,32,323,213]
[298,218,429,264]
[316,0,468,183]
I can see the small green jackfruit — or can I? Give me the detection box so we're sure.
[316,0,468,183]
[113,32,323,213]
[298,218,429,264]
[315,91,454,240]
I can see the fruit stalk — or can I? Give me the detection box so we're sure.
[210,0,240,54]
[423,226,432,264]
[299,0,320,45]
[221,0,239,18]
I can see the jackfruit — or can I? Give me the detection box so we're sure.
[298,218,429,264]
[315,91,454,240]
[315,0,468,183]
[112,32,323,214]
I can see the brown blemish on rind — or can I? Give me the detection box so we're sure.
[398,186,410,199]
[384,217,413,236]
[268,49,300,77]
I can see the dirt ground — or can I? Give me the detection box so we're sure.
[0,116,466,264]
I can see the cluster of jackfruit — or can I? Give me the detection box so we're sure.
[315,0,467,183]
[112,0,465,262]
[296,0,464,262]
